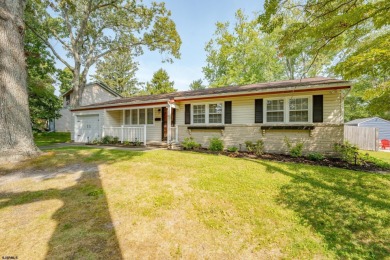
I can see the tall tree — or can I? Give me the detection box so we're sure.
[189,79,206,90]
[26,0,181,107]
[203,10,284,87]
[93,51,140,97]
[145,68,176,95]
[0,0,40,162]
[25,1,62,131]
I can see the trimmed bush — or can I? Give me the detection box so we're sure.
[227,146,238,153]
[245,140,264,156]
[307,152,325,161]
[284,137,304,157]
[209,137,224,151]
[182,137,201,150]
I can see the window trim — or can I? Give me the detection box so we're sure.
[124,108,155,126]
[191,102,224,125]
[263,96,312,124]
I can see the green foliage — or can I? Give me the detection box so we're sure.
[145,68,177,95]
[102,136,115,145]
[27,0,181,105]
[245,140,264,156]
[284,137,304,157]
[181,137,201,150]
[203,10,285,87]
[93,52,140,97]
[227,146,239,153]
[113,137,120,144]
[334,142,360,164]
[25,3,62,131]
[208,137,224,152]
[307,152,325,161]
[57,68,73,95]
[189,79,206,90]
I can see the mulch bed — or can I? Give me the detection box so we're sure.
[178,148,389,173]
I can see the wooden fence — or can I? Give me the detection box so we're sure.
[344,126,379,151]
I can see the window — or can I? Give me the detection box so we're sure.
[289,98,309,122]
[192,103,223,124]
[147,108,153,124]
[264,96,312,123]
[193,105,205,124]
[266,99,284,122]
[139,109,146,124]
[131,110,138,125]
[209,103,223,123]
[124,108,154,125]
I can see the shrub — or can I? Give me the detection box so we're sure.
[307,152,324,161]
[113,137,120,144]
[334,141,360,164]
[92,138,101,145]
[284,137,304,157]
[182,137,201,150]
[102,135,114,144]
[209,137,224,151]
[245,140,264,156]
[227,146,238,153]
[123,141,130,146]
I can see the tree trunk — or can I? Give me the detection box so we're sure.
[0,0,40,162]
[70,62,85,107]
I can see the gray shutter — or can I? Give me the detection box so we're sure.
[313,95,323,123]
[224,101,232,124]
[255,99,263,123]
[185,104,191,124]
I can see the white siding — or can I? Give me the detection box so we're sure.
[176,90,344,125]
[80,84,120,106]
[55,108,72,132]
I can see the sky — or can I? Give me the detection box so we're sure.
[53,0,264,94]
[134,0,263,91]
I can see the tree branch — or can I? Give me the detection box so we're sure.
[26,22,74,71]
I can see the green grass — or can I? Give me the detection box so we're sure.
[365,150,390,164]
[0,148,389,259]
[34,132,71,146]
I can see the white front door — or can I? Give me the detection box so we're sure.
[75,115,99,143]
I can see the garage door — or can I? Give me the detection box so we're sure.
[75,115,100,143]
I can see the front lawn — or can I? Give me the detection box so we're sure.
[34,132,71,146]
[366,150,390,164]
[0,148,389,259]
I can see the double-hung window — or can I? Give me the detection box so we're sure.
[289,98,309,122]
[266,99,284,122]
[192,103,223,124]
[264,96,311,123]
[124,108,154,125]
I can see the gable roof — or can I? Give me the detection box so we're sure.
[345,117,390,126]
[61,82,122,98]
[72,77,351,111]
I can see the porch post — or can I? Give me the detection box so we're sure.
[167,104,172,143]
[121,125,124,143]
[144,125,147,145]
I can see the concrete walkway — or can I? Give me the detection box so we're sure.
[38,143,166,152]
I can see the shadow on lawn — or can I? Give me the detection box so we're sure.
[0,148,144,259]
[255,160,390,259]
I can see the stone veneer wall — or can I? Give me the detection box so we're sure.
[178,124,343,155]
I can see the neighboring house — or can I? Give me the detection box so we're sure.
[70,77,351,154]
[345,117,390,141]
[55,82,122,133]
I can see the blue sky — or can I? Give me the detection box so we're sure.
[135,0,263,91]
[53,0,264,94]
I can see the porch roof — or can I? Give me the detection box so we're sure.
[71,77,351,111]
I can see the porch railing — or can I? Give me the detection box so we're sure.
[102,125,146,145]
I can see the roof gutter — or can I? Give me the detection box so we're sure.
[71,99,170,111]
[174,84,351,102]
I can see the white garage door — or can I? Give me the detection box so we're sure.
[75,115,100,143]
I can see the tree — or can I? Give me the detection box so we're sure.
[0,0,40,162]
[25,2,62,131]
[145,68,176,95]
[189,79,206,90]
[26,0,181,107]
[93,52,140,97]
[57,68,73,95]
[203,10,285,87]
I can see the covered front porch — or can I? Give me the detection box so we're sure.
[102,104,177,145]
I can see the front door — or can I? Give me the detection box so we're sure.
[162,107,176,141]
